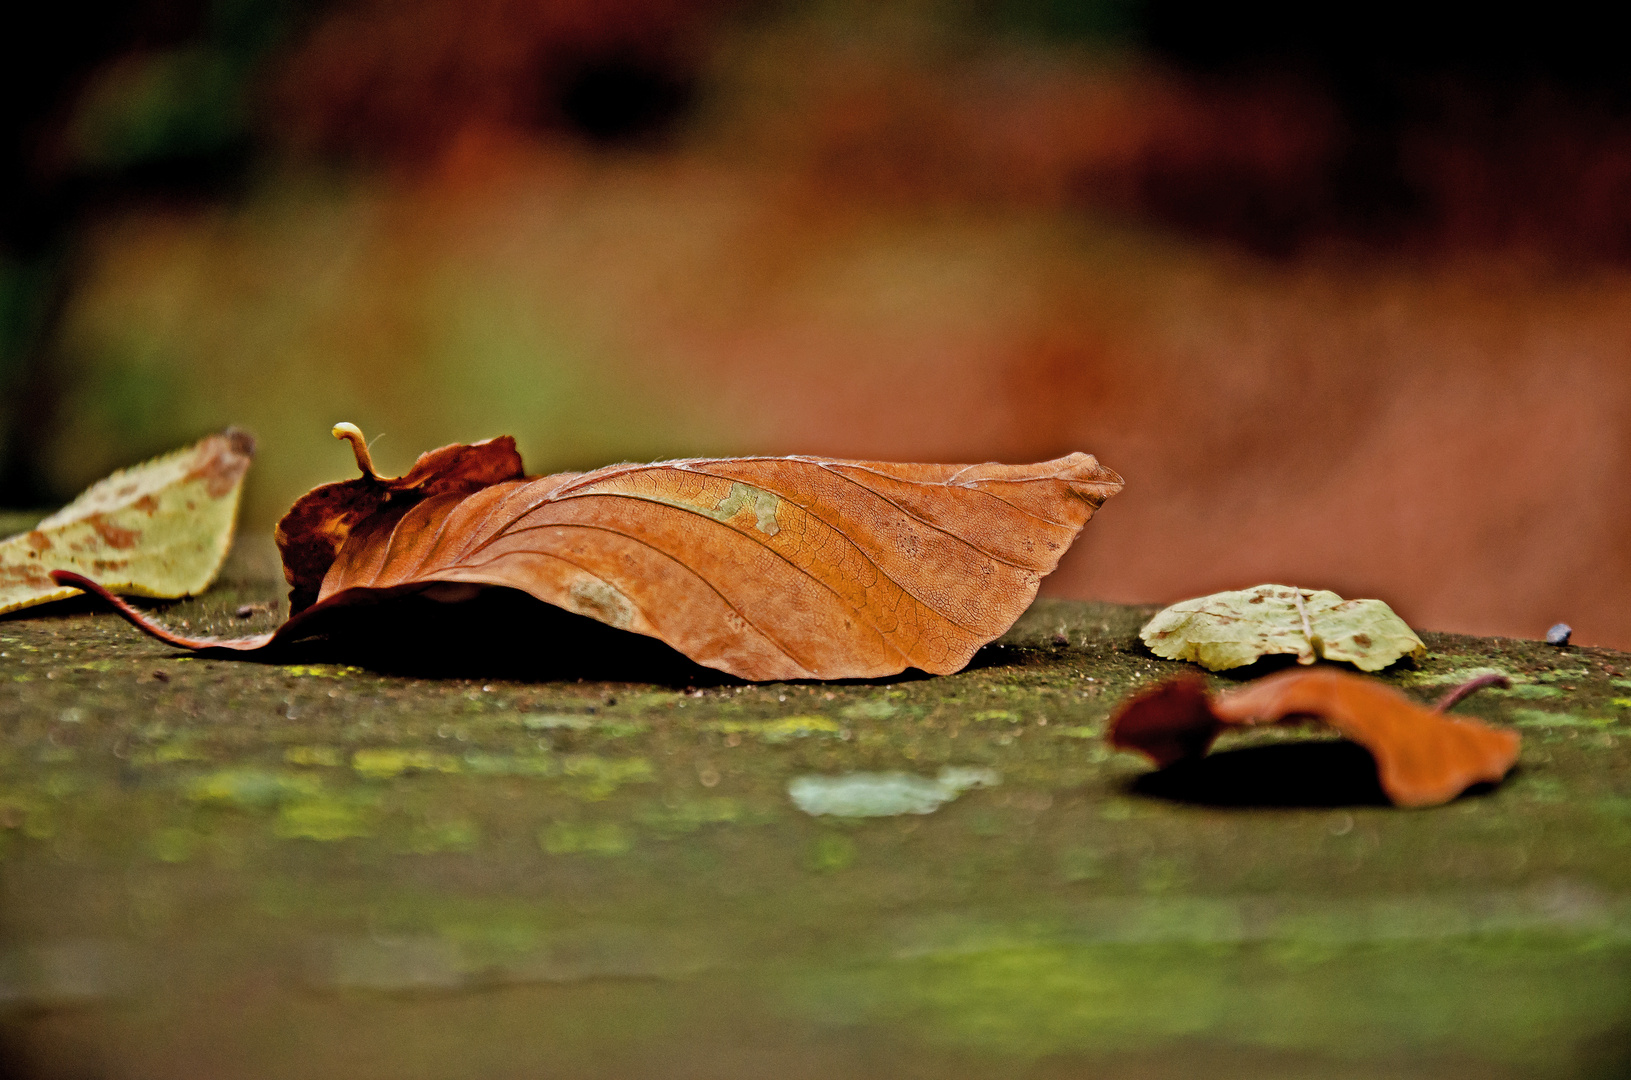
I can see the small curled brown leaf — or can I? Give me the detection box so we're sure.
[274,427,527,613]
[1102,676,1223,768]
[1109,668,1520,807]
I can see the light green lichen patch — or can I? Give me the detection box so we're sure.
[839,700,900,721]
[1532,668,1593,684]
[457,751,556,777]
[275,797,374,841]
[539,820,632,856]
[788,937,1631,1065]
[284,745,344,767]
[278,664,365,679]
[523,713,649,739]
[522,713,594,731]
[559,755,655,799]
[1499,683,1565,700]
[704,715,843,744]
[1395,663,1527,689]
[637,797,756,833]
[612,691,686,711]
[806,832,857,873]
[1508,709,1618,728]
[593,719,651,738]
[399,817,480,854]
[352,748,462,779]
[147,825,204,863]
[185,768,322,810]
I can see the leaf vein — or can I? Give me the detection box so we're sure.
[455,522,844,674]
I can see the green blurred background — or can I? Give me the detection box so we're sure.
[4,0,1630,644]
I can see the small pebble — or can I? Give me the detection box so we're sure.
[1546,622,1573,646]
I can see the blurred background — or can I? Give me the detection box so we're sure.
[2,0,1628,645]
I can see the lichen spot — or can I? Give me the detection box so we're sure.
[567,576,635,629]
[713,482,781,536]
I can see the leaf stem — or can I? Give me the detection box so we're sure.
[47,570,273,651]
[1433,672,1511,712]
[332,422,382,480]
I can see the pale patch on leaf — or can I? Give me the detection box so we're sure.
[1140,584,1425,672]
[0,430,253,615]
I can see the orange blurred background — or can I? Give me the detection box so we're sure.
[3,0,1628,645]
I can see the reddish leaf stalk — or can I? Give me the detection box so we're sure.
[1433,671,1512,712]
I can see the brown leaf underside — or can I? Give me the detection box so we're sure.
[1108,669,1520,807]
[61,437,1123,681]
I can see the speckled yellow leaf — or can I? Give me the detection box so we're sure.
[1140,584,1425,672]
[0,430,253,614]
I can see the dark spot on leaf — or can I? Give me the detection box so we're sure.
[87,515,141,550]
[184,429,255,497]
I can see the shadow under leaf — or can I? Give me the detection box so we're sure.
[251,587,739,686]
[1129,740,1391,808]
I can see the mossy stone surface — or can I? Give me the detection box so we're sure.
[1,532,1628,1078]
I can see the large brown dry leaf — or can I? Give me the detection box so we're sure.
[60,424,1122,680]
[1,430,253,614]
[1108,669,1520,807]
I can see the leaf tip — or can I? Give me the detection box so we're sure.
[1108,676,1223,767]
[223,426,257,459]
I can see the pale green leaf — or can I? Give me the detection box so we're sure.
[1140,584,1425,672]
[0,430,252,614]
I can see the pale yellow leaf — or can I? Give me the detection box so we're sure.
[1140,584,1425,672]
[0,430,253,614]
